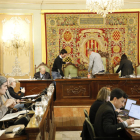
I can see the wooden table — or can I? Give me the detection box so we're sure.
[126,128,140,140]
[0,84,55,140]
[0,134,27,140]
[55,77,140,106]
[25,87,55,140]
[19,80,53,96]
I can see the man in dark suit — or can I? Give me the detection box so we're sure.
[94,88,134,139]
[116,54,134,77]
[52,49,69,79]
[34,66,51,79]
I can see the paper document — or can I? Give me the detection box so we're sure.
[128,120,140,128]
[21,94,39,98]
[0,110,29,121]
[0,130,5,136]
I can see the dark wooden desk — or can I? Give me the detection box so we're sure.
[0,84,55,140]
[126,128,140,140]
[0,134,27,140]
[55,77,140,106]
[25,87,55,140]
[19,80,53,96]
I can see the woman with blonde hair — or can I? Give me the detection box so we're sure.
[89,87,111,124]
[8,77,25,99]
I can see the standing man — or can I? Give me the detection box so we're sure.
[52,49,69,79]
[34,66,51,79]
[0,76,16,119]
[94,88,134,139]
[88,49,105,76]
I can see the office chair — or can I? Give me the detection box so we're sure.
[83,109,90,120]
[85,118,125,140]
[81,110,90,139]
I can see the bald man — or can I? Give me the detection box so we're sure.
[34,66,51,79]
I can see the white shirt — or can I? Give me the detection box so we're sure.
[59,55,62,59]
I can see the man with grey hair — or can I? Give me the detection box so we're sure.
[0,76,16,119]
[34,66,51,79]
[88,49,105,76]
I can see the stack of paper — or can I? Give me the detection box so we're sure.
[128,120,140,128]
[21,94,39,99]
[0,110,29,121]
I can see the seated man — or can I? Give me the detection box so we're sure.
[94,88,134,139]
[2,90,25,111]
[34,66,51,79]
[0,76,16,120]
[8,77,25,99]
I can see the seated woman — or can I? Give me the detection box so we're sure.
[81,87,111,140]
[8,77,25,99]
[89,87,111,124]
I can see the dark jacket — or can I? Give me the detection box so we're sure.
[116,59,134,77]
[94,102,125,138]
[81,100,104,140]
[8,87,24,99]
[89,100,104,124]
[34,72,51,79]
[52,56,66,77]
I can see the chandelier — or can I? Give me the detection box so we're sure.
[2,17,28,57]
[86,0,124,18]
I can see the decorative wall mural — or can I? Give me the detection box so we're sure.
[45,12,139,76]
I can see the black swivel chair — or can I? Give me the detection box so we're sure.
[83,109,90,120]
[85,118,126,140]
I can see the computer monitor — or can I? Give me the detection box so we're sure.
[128,104,140,119]
[125,98,137,110]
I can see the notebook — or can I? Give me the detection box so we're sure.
[120,98,137,115]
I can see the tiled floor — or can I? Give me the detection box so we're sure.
[55,131,82,140]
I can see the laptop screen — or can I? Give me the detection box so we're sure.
[125,99,137,110]
[128,104,140,119]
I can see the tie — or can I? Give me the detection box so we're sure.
[42,74,44,79]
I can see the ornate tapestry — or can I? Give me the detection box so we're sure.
[45,12,139,76]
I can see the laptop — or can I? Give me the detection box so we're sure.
[120,98,137,115]
[128,104,140,120]
[121,103,140,122]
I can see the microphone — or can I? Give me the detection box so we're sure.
[20,86,48,110]
[27,92,46,110]
[20,87,48,105]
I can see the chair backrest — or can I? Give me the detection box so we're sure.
[84,109,90,120]
[135,65,140,75]
[98,50,109,72]
[35,62,51,74]
[101,57,106,71]
[85,118,96,139]
[113,64,121,76]
[63,63,78,77]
